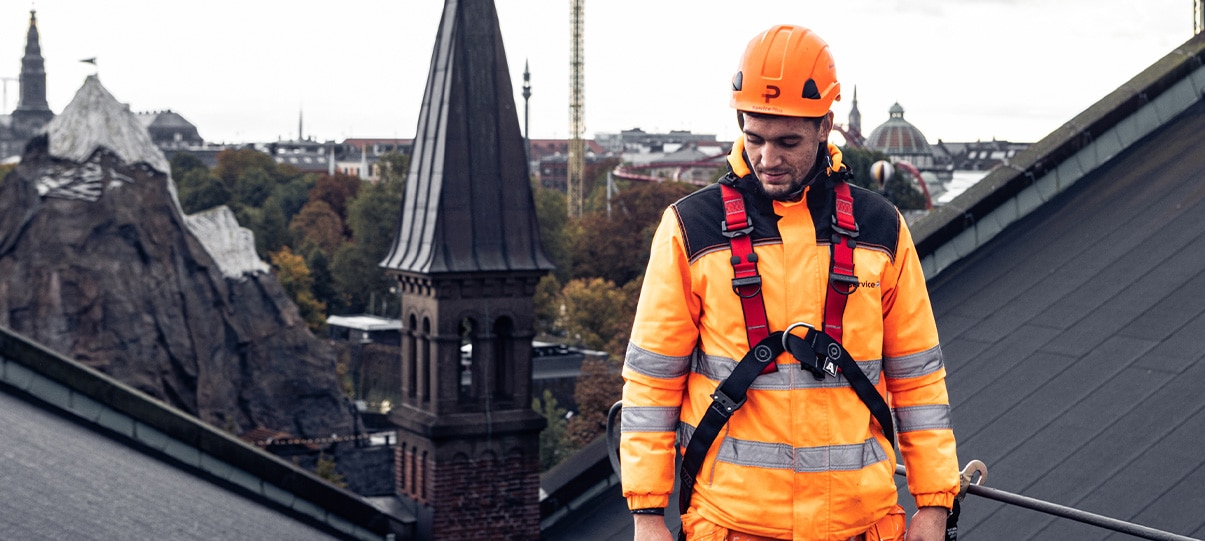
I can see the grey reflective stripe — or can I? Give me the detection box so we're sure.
[694,352,881,390]
[895,404,952,432]
[621,406,680,433]
[883,344,943,379]
[680,423,889,472]
[625,342,692,379]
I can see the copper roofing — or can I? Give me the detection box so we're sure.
[866,102,933,156]
[380,0,552,275]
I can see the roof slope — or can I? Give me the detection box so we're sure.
[380,0,552,275]
[0,325,410,540]
[928,99,1205,539]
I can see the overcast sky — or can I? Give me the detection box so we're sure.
[2,1,1193,146]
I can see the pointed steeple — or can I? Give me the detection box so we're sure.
[13,10,54,136]
[382,2,549,538]
[849,85,862,136]
[380,0,552,274]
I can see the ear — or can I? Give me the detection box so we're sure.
[818,111,835,142]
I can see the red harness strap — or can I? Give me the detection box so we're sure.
[824,181,860,344]
[720,183,776,374]
[721,181,859,371]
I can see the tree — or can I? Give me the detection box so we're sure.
[269,246,327,331]
[233,167,274,208]
[309,172,362,226]
[533,389,570,471]
[330,173,405,315]
[533,274,562,337]
[376,151,410,186]
[563,355,622,451]
[560,277,635,358]
[214,148,280,187]
[314,452,346,488]
[169,152,207,181]
[570,181,695,286]
[272,174,317,223]
[177,168,230,214]
[255,196,292,255]
[289,200,345,257]
[307,250,343,315]
[838,146,890,192]
[532,184,571,282]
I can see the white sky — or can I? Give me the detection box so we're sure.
[2,1,1193,145]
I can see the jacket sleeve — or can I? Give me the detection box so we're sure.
[880,215,960,509]
[620,207,700,510]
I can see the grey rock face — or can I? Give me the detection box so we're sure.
[0,78,352,439]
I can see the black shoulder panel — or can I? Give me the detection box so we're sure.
[812,182,901,261]
[670,181,783,263]
[669,174,900,263]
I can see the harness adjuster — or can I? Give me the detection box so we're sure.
[829,272,860,295]
[731,275,762,298]
[831,215,859,238]
[709,389,746,417]
[721,218,754,238]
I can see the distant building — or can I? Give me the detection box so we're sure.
[866,102,942,172]
[137,110,204,149]
[933,139,1031,172]
[529,138,607,189]
[0,11,55,160]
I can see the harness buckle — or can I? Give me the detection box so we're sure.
[829,272,859,295]
[783,323,828,380]
[709,389,746,417]
[831,215,859,238]
[721,218,754,238]
[731,276,762,298]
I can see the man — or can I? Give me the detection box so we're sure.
[620,25,959,541]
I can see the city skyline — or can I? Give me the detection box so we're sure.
[2,0,1193,146]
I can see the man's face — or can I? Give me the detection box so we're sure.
[742,112,833,200]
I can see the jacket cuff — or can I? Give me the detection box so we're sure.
[913,491,956,510]
[627,494,671,510]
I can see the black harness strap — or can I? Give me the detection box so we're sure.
[678,332,784,515]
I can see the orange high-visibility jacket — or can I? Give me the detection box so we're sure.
[621,140,959,540]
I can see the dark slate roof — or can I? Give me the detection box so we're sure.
[0,326,411,540]
[543,31,1205,541]
[380,0,552,275]
[929,98,1205,540]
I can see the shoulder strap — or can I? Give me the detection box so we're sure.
[720,183,776,375]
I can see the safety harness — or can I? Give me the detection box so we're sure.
[678,177,896,518]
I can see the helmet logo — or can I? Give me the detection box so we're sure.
[761,85,780,103]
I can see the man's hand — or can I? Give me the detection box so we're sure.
[904,506,948,541]
[633,513,674,541]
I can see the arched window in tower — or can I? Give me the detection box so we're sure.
[421,317,431,404]
[493,316,514,399]
[406,313,418,403]
[459,317,476,400]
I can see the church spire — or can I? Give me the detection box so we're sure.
[13,9,54,136]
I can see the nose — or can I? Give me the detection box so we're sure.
[757,143,783,170]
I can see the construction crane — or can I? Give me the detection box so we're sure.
[567,0,585,218]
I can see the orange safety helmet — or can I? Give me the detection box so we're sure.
[731,25,841,118]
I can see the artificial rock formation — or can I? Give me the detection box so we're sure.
[0,76,352,438]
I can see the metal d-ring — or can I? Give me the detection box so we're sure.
[782,322,815,352]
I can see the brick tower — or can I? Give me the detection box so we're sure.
[380,1,553,539]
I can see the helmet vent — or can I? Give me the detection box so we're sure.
[732,71,743,91]
[802,78,821,100]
